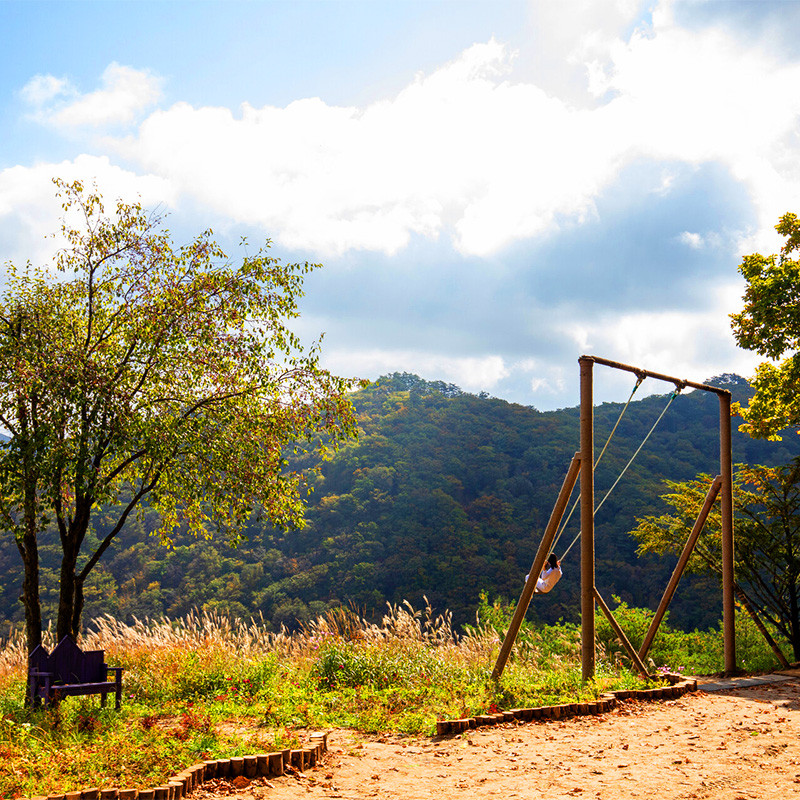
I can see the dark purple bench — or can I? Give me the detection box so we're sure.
[28,636,123,710]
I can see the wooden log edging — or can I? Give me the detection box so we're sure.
[435,674,698,736]
[27,732,330,800]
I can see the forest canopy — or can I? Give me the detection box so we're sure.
[3,371,796,638]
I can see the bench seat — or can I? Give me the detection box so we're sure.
[28,638,123,710]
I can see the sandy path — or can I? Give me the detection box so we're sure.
[199,680,800,800]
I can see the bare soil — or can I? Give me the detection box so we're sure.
[197,680,800,800]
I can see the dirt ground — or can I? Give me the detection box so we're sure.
[198,680,800,800]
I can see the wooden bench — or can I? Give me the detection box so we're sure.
[28,636,123,710]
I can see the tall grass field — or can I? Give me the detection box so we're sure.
[0,596,788,797]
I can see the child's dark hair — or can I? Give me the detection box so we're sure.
[547,553,559,570]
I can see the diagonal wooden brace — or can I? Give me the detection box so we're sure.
[594,587,651,679]
[638,475,722,662]
[492,453,581,680]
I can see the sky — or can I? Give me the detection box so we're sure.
[2,0,800,410]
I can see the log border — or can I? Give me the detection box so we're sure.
[435,673,697,735]
[29,732,330,800]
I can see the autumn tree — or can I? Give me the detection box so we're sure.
[0,179,359,654]
[731,212,800,439]
[632,462,800,661]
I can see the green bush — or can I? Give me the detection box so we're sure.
[594,596,789,675]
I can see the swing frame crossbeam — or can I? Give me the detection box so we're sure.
[491,355,737,682]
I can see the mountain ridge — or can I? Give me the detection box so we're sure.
[1,371,796,635]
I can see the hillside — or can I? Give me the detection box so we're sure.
[2,371,798,635]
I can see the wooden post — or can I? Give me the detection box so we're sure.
[491,453,582,680]
[593,587,650,678]
[638,475,722,661]
[580,356,595,682]
[719,391,736,674]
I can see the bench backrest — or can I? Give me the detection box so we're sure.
[50,637,106,683]
[29,643,52,674]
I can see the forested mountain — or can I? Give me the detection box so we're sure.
[3,372,798,636]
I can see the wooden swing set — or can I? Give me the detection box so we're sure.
[492,354,739,682]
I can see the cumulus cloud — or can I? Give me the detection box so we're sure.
[7,0,799,409]
[322,348,510,394]
[566,278,763,388]
[21,63,162,128]
[0,156,175,267]
[20,74,73,107]
[118,38,589,257]
[69,7,793,261]
[594,4,800,253]
[679,232,704,249]
[17,6,800,260]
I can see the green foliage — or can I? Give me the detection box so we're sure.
[0,178,358,649]
[471,592,651,702]
[2,370,798,639]
[632,461,800,660]
[731,211,800,439]
[594,595,787,675]
[313,639,453,691]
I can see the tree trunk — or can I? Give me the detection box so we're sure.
[17,513,43,707]
[17,526,42,655]
[56,542,79,642]
[71,576,85,640]
[18,456,43,656]
[56,513,92,642]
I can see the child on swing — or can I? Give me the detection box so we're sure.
[526,553,562,593]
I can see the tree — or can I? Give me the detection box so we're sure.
[0,179,359,654]
[631,461,800,661]
[731,212,800,439]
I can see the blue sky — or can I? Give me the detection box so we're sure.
[2,0,800,410]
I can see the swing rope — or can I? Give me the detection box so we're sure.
[594,387,682,516]
[549,372,646,557]
[558,383,683,562]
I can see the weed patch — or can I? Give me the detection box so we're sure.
[0,598,787,797]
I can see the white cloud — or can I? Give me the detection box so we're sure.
[525,362,567,398]
[596,7,800,255]
[103,39,627,257]
[14,4,799,261]
[0,157,175,267]
[679,231,703,249]
[72,5,793,261]
[22,63,162,128]
[578,279,763,387]
[322,348,509,393]
[20,74,74,107]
